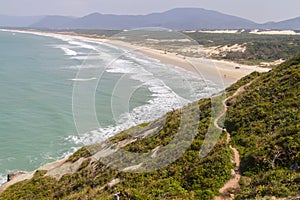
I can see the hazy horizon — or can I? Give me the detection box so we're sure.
[0,0,299,23]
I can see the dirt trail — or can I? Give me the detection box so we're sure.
[214,80,255,200]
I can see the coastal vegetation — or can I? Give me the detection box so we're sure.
[187,32,300,65]
[0,99,235,200]
[0,53,299,199]
[225,55,300,198]
[15,28,300,65]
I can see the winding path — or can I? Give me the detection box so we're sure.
[214,80,255,200]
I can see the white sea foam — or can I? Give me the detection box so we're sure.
[0,29,220,159]
[71,55,100,60]
[70,51,113,62]
[60,147,79,158]
[67,40,97,51]
[69,77,97,82]
[59,47,78,56]
[63,64,102,70]
[0,168,17,186]
[3,29,220,154]
[42,147,79,162]
[106,59,138,74]
[68,50,221,145]
[0,30,100,53]
[0,172,7,185]
[0,29,74,43]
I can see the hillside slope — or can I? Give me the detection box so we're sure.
[0,15,44,27]
[263,17,300,30]
[30,15,75,29]
[0,55,299,199]
[30,8,257,30]
[225,55,300,199]
[2,8,300,30]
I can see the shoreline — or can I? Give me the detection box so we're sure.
[87,37,270,87]
[0,29,271,192]
[0,29,270,88]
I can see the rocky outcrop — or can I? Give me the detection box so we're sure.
[7,171,28,182]
[0,157,88,194]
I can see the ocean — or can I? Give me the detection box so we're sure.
[0,30,221,184]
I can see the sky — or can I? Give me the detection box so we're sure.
[0,0,300,23]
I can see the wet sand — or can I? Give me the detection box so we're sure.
[1,29,270,87]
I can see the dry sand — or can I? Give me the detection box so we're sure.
[98,39,270,87]
[0,29,271,194]
[1,29,270,87]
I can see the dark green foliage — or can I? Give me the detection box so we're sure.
[54,29,121,38]
[0,98,234,200]
[236,170,300,199]
[109,131,131,144]
[66,147,92,163]
[1,54,300,200]
[225,71,260,96]
[123,110,181,153]
[187,32,300,64]
[224,54,300,198]
[225,41,300,64]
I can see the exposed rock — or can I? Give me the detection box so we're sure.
[106,178,121,190]
[151,146,160,158]
[123,163,143,172]
[45,157,86,180]
[0,157,84,194]
[0,171,34,194]
[7,171,27,182]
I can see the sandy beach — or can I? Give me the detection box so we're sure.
[101,38,270,86]
[1,29,270,87]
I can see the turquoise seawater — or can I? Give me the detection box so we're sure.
[0,30,221,184]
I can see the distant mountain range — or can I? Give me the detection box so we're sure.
[262,17,300,30]
[0,15,44,27]
[1,8,300,30]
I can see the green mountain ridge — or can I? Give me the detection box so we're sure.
[0,55,299,199]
